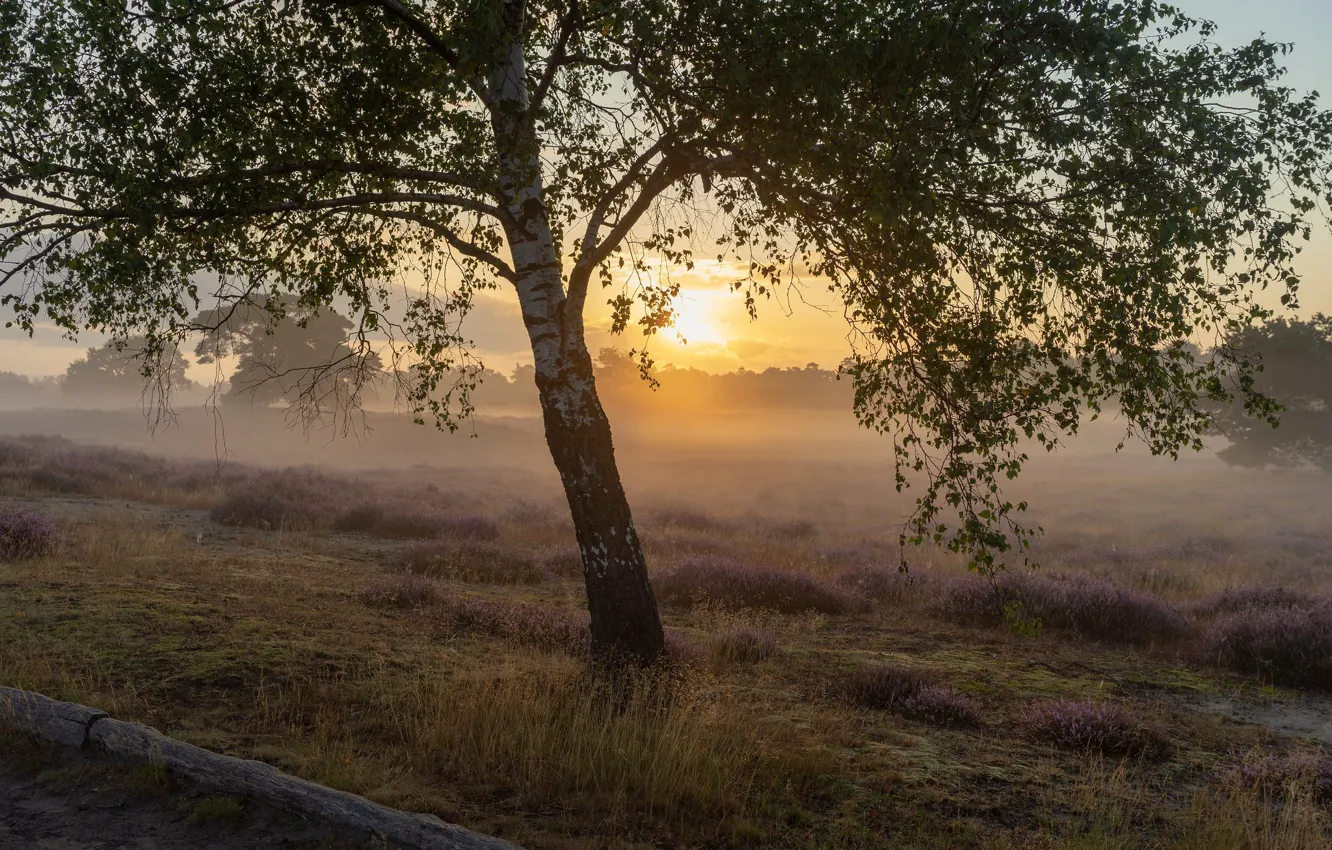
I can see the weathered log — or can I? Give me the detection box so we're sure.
[0,686,105,747]
[0,685,521,850]
[86,716,522,850]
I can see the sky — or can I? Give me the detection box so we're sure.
[2,0,1330,380]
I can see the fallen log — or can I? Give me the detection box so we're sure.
[1,686,521,850]
[0,685,105,748]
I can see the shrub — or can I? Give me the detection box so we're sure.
[361,572,437,608]
[1203,602,1332,690]
[768,519,818,541]
[816,541,893,568]
[836,664,979,727]
[924,570,1191,645]
[209,470,335,530]
[834,564,911,604]
[370,508,498,541]
[664,630,706,667]
[333,502,385,533]
[708,626,779,664]
[1184,585,1316,619]
[539,546,584,579]
[0,506,58,560]
[655,556,869,615]
[402,541,546,584]
[653,507,728,532]
[1231,751,1332,805]
[900,685,983,727]
[1022,699,1168,758]
[440,597,592,657]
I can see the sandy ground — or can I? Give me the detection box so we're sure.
[0,738,381,850]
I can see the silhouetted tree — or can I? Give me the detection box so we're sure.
[1211,316,1332,470]
[4,1,1331,662]
[193,297,382,415]
[61,338,193,403]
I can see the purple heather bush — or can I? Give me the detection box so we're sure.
[538,547,584,579]
[1023,699,1168,758]
[1203,601,1332,690]
[1230,751,1332,805]
[837,664,979,727]
[402,540,547,584]
[767,519,819,541]
[655,555,870,615]
[708,626,780,664]
[361,572,437,608]
[210,469,340,530]
[372,507,480,541]
[0,506,59,560]
[924,570,1191,645]
[333,502,386,534]
[663,630,706,667]
[834,564,912,604]
[0,435,248,499]
[816,541,896,569]
[1184,585,1316,619]
[440,597,592,657]
[651,506,730,533]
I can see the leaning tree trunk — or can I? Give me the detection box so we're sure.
[510,240,666,663]
[487,30,665,663]
[532,345,666,664]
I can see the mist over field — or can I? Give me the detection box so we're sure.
[2,363,1329,575]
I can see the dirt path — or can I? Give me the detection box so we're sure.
[0,735,379,850]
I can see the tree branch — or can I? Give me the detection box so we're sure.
[0,187,505,224]
[370,209,516,282]
[528,1,582,117]
[354,0,501,115]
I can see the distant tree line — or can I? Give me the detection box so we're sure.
[36,310,1332,472]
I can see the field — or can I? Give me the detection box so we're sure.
[2,423,1331,849]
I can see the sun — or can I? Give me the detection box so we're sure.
[668,291,728,346]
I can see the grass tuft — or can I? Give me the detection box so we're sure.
[1023,699,1169,759]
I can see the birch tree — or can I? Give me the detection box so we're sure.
[3,0,1330,662]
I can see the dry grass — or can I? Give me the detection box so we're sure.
[3,456,1332,847]
[1051,759,1332,849]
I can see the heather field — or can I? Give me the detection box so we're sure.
[2,432,1332,848]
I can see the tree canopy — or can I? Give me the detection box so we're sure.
[61,336,194,403]
[193,296,384,414]
[3,0,1331,589]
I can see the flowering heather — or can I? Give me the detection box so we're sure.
[708,626,779,664]
[1023,699,1168,758]
[0,434,247,500]
[333,502,385,533]
[767,519,819,541]
[209,469,340,530]
[925,570,1191,645]
[402,541,547,584]
[1183,585,1316,619]
[836,665,979,727]
[663,630,706,667]
[440,597,591,657]
[372,508,500,541]
[655,555,870,615]
[1203,601,1332,690]
[538,547,584,579]
[1230,750,1332,805]
[0,506,58,560]
[834,564,912,604]
[651,507,729,532]
[361,572,437,608]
